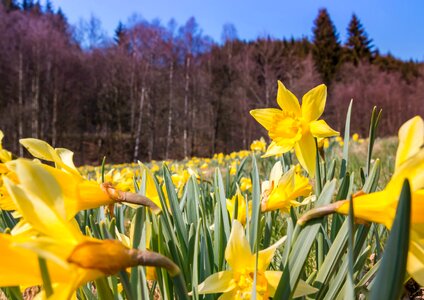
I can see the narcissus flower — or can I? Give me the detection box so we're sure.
[193,220,317,299]
[250,138,267,152]
[240,177,252,192]
[299,116,424,285]
[2,164,180,298]
[0,131,12,163]
[250,81,339,176]
[261,162,312,213]
[226,190,250,225]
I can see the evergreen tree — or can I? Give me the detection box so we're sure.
[346,14,373,65]
[312,8,341,85]
[45,0,54,14]
[1,0,19,11]
[22,0,34,11]
[114,21,125,45]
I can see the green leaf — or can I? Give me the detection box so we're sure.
[38,257,53,297]
[214,168,231,240]
[249,155,261,251]
[370,179,411,300]
[340,99,353,179]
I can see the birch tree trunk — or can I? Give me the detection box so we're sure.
[165,61,174,159]
[31,61,40,139]
[18,52,24,156]
[52,88,58,147]
[133,86,145,161]
[183,56,190,158]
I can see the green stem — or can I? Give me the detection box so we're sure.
[38,257,53,297]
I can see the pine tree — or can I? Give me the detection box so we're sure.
[45,0,54,14]
[312,8,341,85]
[22,0,34,11]
[1,0,19,11]
[346,14,373,65]
[114,21,125,45]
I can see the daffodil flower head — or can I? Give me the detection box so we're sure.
[226,189,249,226]
[240,177,252,192]
[194,220,316,299]
[1,159,179,298]
[332,116,424,285]
[261,162,312,213]
[250,138,267,152]
[0,131,12,163]
[250,81,339,176]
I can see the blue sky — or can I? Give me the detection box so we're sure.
[48,0,423,61]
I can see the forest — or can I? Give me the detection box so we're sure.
[0,0,422,164]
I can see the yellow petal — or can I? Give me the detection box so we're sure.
[294,133,316,177]
[265,271,317,298]
[14,159,67,220]
[264,271,282,297]
[55,148,78,171]
[407,229,424,286]
[310,120,339,138]
[0,233,42,286]
[301,84,327,122]
[262,141,293,158]
[395,116,424,169]
[269,161,283,184]
[225,220,255,271]
[258,236,286,271]
[19,138,80,177]
[4,177,77,242]
[388,148,424,193]
[20,138,60,162]
[197,271,235,294]
[250,108,284,131]
[276,81,301,116]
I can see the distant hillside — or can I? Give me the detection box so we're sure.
[0,2,422,163]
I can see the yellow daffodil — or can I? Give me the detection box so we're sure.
[250,138,267,152]
[352,133,359,142]
[194,220,316,299]
[0,131,12,163]
[5,139,160,215]
[250,81,339,176]
[395,116,423,169]
[261,162,312,213]
[299,116,424,285]
[240,177,252,192]
[2,163,180,298]
[230,161,238,176]
[226,190,250,225]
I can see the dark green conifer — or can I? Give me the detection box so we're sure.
[346,14,373,65]
[312,8,341,85]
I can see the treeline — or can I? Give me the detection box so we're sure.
[0,1,422,164]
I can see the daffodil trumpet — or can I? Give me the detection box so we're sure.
[67,240,181,277]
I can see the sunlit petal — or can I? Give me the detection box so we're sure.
[225,220,254,271]
[294,133,316,176]
[276,80,301,116]
[250,108,284,131]
[310,119,339,138]
[197,271,235,294]
[395,116,424,169]
[301,84,327,121]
